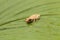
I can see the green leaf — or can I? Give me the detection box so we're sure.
[0,0,60,40]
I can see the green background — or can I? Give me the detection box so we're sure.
[0,0,60,40]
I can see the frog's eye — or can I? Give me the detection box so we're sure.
[26,19,34,24]
[29,19,33,22]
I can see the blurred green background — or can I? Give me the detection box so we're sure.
[0,0,60,40]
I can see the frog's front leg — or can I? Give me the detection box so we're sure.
[33,19,36,23]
